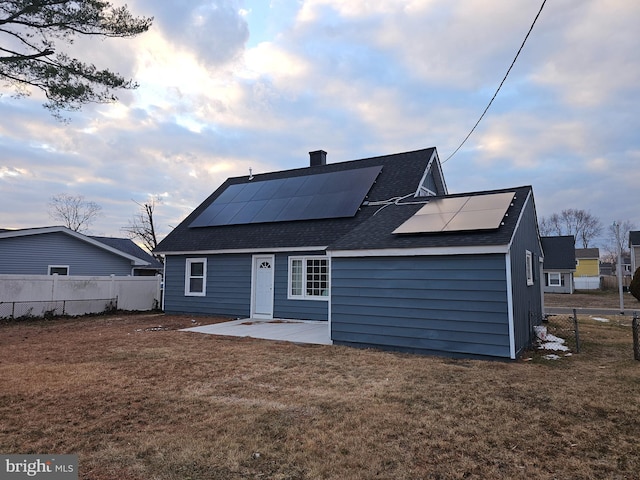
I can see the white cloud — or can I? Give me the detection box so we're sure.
[1,0,639,239]
[531,0,640,107]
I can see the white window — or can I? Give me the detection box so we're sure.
[547,272,562,287]
[289,256,329,300]
[525,250,534,286]
[48,265,69,275]
[185,258,206,296]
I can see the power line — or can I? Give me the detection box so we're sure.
[442,0,548,165]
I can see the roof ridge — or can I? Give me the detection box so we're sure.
[224,147,437,182]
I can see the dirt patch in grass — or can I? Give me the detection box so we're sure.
[1,313,639,479]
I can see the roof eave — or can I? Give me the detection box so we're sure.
[328,244,510,258]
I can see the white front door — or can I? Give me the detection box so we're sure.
[252,255,274,319]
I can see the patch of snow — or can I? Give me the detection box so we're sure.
[538,333,570,352]
[591,316,610,323]
[540,342,570,352]
[543,354,561,360]
[534,325,547,341]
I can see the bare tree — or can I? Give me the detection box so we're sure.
[604,220,635,261]
[48,193,101,232]
[539,209,602,247]
[122,197,163,263]
[539,213,562,236]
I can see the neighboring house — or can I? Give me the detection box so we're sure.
[88,236,163,276]
[155,147,544,360]
[0,226,163,276]
[630,231,640,275]
[617,256,632,278]
[600,262,613,276]
[574,248,600,290]
[541,236,575,294]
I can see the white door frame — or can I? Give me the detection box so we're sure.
[251,254,275,319]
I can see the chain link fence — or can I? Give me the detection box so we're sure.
[535,309,580,353]
[0,298,117,320]
[541,311,640,360]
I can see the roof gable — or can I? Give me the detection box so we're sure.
[630,231,640,247]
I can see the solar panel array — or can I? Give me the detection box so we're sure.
[393,192,515,234]
[190,165,382,227]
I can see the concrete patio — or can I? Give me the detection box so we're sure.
[181,318,332,345]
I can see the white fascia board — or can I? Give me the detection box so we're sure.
[515,190,543,257]
[0,226,149,265]
[329,244,509,258]
[158,246,329,256]
[505,252,516,359]
[0,226,67,239]
[505,189,537,254]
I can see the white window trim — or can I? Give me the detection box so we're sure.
[288,256,330,301]
[526,250,534,286]
[547,272,562,287]
[48,265,69,275]
[185,258,207,296]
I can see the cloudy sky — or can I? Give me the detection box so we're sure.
[1,0,638,250]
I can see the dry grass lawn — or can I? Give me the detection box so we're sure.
[1,293,639,479]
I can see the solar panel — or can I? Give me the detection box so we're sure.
[190,165,382,227]
[393,192,514,234]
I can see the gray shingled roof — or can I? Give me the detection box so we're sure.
[328,185,533,251]
[541,236,576,270]
[155,148,440,253]
[629,231,640,247]
[90,236,163,269]
[575,248,600,259]
[155,147,533,255]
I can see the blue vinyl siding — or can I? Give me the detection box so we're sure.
[508,195,544,356]
[0,232,135,276]
[163,254,252,317]
[331,255,512,358]
[163,252,328,320]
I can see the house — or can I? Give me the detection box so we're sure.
[615,256,632,278]
[574,248,600,290]
[541,236,575,294]
[629,231,640,275]
[0,226,163,276]
[155,147,544,360]
[600,262,613,276]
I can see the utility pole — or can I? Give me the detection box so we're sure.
[614,221,625,314]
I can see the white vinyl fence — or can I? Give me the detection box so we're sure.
[574,276,601,290]
[0,274,162,318]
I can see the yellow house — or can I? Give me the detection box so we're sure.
[574,248,600,289]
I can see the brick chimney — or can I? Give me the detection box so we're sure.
[309,150,327,167]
